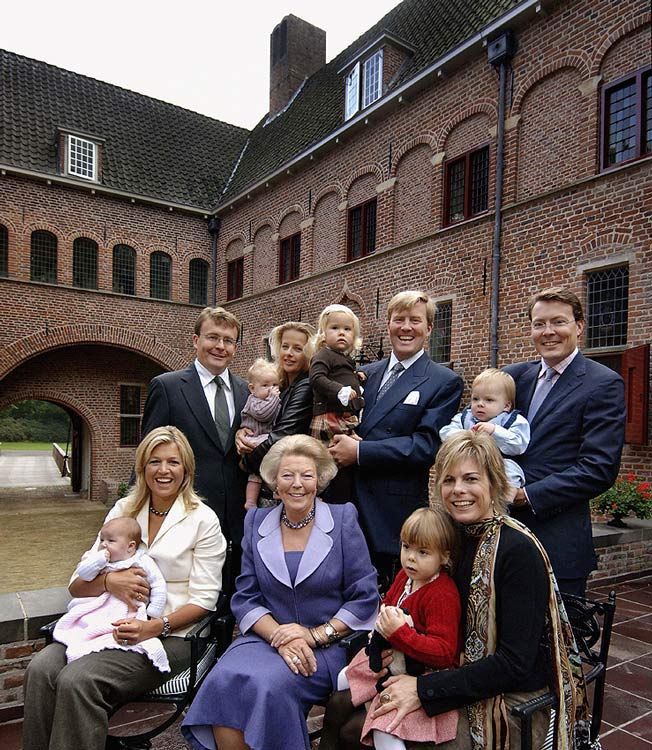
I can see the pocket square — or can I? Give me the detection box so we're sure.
[403,391,420,405]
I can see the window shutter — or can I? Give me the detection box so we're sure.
[345,62,360,120]
[622,343,649,445]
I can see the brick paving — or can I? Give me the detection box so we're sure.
[2,574,650,749]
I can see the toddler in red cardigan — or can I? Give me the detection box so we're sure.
[342,507,461,749]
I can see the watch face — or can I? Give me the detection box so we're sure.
[324,623,335,637]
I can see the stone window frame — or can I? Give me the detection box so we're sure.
[600,64,651,171]
[227,257,244,301]
[189,258,209,305]
[429,299,453,365]
[443,144,490,226]
[278,232,301,284]
[347,198,377,261]
[66,134,98,181]
[585,264,629,350]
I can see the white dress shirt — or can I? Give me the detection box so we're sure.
[378,348,425,390]
[194,359,235,425]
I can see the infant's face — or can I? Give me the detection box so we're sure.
[100,529,136,562]
[249,374,279,399]
[470,383,511,422]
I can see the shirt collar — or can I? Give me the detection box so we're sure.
[387,348,425,372]
[194,358,231,389]
[539,347,579,377]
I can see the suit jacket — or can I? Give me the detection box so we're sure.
[79,495,227,637]
[505,352,625,579]
[141,364,249,544]
[355,353,464,556]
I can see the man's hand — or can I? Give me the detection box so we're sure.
[235,427,255,455]
[328,433,361,467]
[511,488,528,506]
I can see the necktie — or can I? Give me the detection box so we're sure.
[376,362,405,401]
[213,377,230,449]
[527,367,556,420]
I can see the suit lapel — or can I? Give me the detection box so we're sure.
[226,375,248,449]
[517,364,540,415]
[295,501,334,586]
[530,354,585,428]
[362,359,388,414]
[257,506,292,587]
[180,367,222,451]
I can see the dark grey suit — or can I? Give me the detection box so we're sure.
[141,364,249,545]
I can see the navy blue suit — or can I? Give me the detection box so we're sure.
[141,364,249,545]
[505,353,625,581]
[355,353,463,556]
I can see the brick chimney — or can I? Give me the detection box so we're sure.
[269,15,326,117]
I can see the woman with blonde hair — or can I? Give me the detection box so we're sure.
[23,426,226,750]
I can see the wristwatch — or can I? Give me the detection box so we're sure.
[323,621,338,643]
[161,616,171,638]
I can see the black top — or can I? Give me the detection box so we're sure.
[310,348,364,415]
[418,525,550,716]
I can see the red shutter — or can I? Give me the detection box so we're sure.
[622,344,649,445]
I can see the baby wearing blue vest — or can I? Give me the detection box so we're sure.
[440,368,530,501]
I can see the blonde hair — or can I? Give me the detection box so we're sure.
[400,507,456,567]
[247,357,279,385]
[432,431,510,515]
[268,321,316,389]
[123,426,202,516]
[313,304,362,355]
[387,290,435,327]
[259,434,338,493]
[194,306,241,337]
[472,368,516,405]
[527,287,584,322]
[102,517,142,547]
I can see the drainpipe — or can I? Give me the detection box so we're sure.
[208,217,221,306]
[487,31,517,367]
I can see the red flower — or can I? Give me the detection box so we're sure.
[626,473,636,482]
[637,482,650,492]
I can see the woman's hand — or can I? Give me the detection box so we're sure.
[375,604,406,639]
[270,622,314,648]
[277,637,317,677]
[235,427,255,455]
[111,617,161,646]
[369,674,421,733]
[106,567,150,608]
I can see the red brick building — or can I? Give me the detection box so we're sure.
[1,0,650,502]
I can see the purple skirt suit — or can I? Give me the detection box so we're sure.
[182,500,378,750]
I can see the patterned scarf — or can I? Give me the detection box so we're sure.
[463,515,589,750]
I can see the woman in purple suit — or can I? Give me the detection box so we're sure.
[182,435,378,750]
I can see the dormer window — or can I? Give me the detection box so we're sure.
[67,134,97,180]
[345,49,384,120]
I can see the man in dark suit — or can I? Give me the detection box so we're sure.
[329,291,463,586]
[141,307,249,549]
[505,288,625,596]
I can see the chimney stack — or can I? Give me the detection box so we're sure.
[269,15,326,117]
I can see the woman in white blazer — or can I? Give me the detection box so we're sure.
[23,426,227,750]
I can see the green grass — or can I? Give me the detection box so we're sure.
[0,441,66,451]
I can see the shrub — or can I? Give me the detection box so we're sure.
[592,473,652,521]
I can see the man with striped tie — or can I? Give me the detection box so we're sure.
[505,288,625,595]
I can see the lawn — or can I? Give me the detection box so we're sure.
[0,441,66,452]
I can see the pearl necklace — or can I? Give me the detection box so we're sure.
[281,503,315,529]
[149,505,170,517]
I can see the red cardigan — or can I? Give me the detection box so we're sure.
[384,568,461,669]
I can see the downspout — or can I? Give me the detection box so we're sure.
[208,217,221,306]
[488,32,517,367]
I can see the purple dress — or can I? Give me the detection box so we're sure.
[182,500,378,750]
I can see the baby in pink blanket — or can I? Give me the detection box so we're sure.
[53,516,170,672]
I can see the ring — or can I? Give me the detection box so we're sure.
[292,656,301,664]
[122,639,129,646]
[380,693,392,705]
[137,593,142,601]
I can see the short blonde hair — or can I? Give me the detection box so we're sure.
[247,357,279,384]
[259,434,338,493]
[472,368,516,405]
[124,426,203,516]
[268,321,316,389]
[387,290,435,327]
[400,507,456,563]
[102,517,142,547]
[313,304,362,355]
[194,306,241,337]
[432,431,510,515]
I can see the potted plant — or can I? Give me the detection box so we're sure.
[592,473,652,528]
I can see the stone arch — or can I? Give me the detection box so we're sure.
[0,324,185,380]
[313,184,345,211]
[276,204,305,233]
[393,142,435,244]
[225,235,246,261]
[332,281,367,317]
[390,134,437,177]
[107,236,146,256]
[0,214,19,234]
[65,228,105,246]
[590,11,651,77]
[512,54,592,114]
[425,272,456,298]
[344,164,384,196]
[251,219,274,238]
[436,100,497,153]
[575,229,636,269]
[23,221,63,242]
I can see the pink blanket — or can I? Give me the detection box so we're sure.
[53,592,170,672]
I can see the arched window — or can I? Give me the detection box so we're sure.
[0,224,8,277]
[112,245,136,295]
[189,258,209,305]
[72,237,98,289]
[30,230,57,283]
[150,251,171,300]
